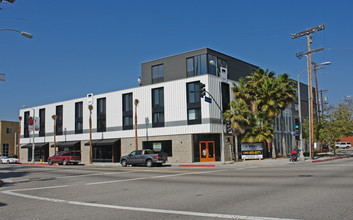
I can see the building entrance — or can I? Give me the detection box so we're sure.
[199,141,215,162]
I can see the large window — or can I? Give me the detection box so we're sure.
[24,111,30,138]
[56,105,63,135]
[152,64,164,84]
[187,82,201,125]
[143,140,172,157]
[39,108,45,137]
[123,93,133,130]
[2,144,9,156]
[152,87,164,127]
[187,54,228,77]
[75,102,83,134]
[187,54,207,77]
[97,98,106,132]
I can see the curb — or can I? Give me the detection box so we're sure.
[312,155,352,163]
[22,163,51,166]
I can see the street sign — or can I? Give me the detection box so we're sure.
[204,97,212,103]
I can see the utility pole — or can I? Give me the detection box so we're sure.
[291,24,325,159]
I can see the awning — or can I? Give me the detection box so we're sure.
[51,141,80,148]
[21,143,49,149]
[84,138,120,146]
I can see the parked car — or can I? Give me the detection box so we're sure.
[120,149,168,167]
[8,157,19,164]
[48,151,81,165]
[335,142,351,149]
[0,156,9,164]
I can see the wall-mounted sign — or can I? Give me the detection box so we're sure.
[153,143,162,152]
[241,143,263,160]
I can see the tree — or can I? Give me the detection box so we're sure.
[224,97,251,162]
[226,68,284,160]
[319,100,353,154]
[276,74,297,157]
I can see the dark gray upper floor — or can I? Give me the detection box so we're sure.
[140,48,259,86]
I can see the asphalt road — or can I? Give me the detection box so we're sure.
[1,158,352,220]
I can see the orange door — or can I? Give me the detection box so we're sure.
[199,141,215,162]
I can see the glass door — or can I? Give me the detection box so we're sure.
[199,141,215,162]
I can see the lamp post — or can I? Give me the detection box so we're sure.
[18,116,22,161]
[23,105,35,163]
[0,28,33,38]
[52,115,57,155]
[88,105,93,164]
[297,69,307,161]
[134,99,139,151]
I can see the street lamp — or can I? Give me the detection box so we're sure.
[0,28,33,38]
[297,69,307,161]
[23,105,35,163]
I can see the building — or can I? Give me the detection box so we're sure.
[19,48,310,163]
[0,120,19,157]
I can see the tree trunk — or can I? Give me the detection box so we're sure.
[271,140,276,159]
[234,135,239,162]
[281,110,287,157]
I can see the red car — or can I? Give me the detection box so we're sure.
[48,151,81,165]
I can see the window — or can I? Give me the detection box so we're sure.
[39,108,45,137]
[187,54,207,77]
[152,87,164,127]
[208,54,218,76]
[56,105,63,135]
[123,93,133,130]
[187,82,201,125]
[221,83,230,113]
[24,111,30,138]
[6,127,12,134]
[97,98,106,132]
[143,140,173,157]
[152,64,164,84]
[75,102,83,134]
[2,144,9,156]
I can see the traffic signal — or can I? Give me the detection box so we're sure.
[294,118,300,133]
[199,83,206,98]
[226,121,232,133]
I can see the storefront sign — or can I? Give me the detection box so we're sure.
[153,143,162,152]
[241,143,263,160]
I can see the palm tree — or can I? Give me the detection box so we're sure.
[52,115,57,155]
[224,96,251,162]
[276,74,297,157]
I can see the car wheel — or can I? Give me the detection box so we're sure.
[7,160,10,164]
[146,159,153,167]
[121,159,127,167]
[48,159,53,165]
[62,159,67,166]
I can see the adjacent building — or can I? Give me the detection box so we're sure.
[19,48,312,163]
[0,120,19,157]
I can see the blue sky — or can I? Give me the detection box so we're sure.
[0,0,352,121]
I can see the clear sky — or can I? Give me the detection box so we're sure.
[0,0,352,121]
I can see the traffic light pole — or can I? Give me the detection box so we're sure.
[200,82,225,164]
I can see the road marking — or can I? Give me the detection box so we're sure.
[86,169,226,185]
[2,190,299,220]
